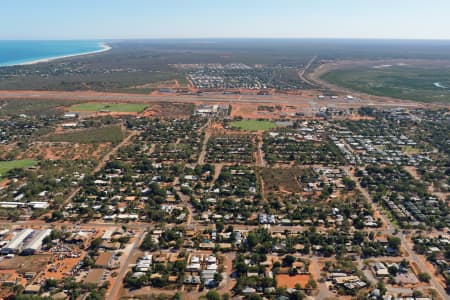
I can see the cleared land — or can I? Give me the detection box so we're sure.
[260,167,307,194]
[0,159,38,177]
[321,63,450,103]
[0,254,51,273]
[69,103,148,113]
[44,125,126,144]
[231,120,277,131]
[276,274,311,289]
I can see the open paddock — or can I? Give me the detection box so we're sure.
[43,125,126,144]
[0,254,51,274]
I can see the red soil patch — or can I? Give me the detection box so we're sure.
[276,274,310,289]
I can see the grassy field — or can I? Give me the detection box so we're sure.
[69,103,148,113]
[231,120,277,131]
[0,99,81,117]
[45,125,126,144]
[0,159,38,177]
[322,65,450,103]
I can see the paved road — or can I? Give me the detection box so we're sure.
[174,182,194,226]
[60,128,138,207]
[62,187,81,206]
[93,129,138,173]
[298,55,319,87]
[107,229,146,300]
[398,233,448,299]
[342,166,393,233]
[342,167,448,299]
[217,252,236,293]
[255,133,266,167]
[197,119,212,165]
[310,256,333,300]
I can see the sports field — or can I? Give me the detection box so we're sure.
[69,103,148,113]
[230,120,277,131]
[0,160,38,177]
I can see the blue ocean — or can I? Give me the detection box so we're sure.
[0,40,107,67]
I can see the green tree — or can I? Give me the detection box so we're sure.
[282,255,296,267]
[306,276,317,289]
[387,236,401,252]
[205,290,221,300]
[418,272,431,283]
[214,272,223,283]
[377,280,386,295]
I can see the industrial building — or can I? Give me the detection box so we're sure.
[1,229,34,254]
[21,229,52,255]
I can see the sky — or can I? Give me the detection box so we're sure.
[1,0,450,40]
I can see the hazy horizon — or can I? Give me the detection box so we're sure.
[2,38,450,42]
[2,0,450,40]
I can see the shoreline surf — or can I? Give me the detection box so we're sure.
[0,42,111,67]
[433,82,448,89]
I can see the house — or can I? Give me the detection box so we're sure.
[242,287,256,294]
[217,243,232,250]
[62,122,78,128]
[24,284,41,294]
[207,255,217,264]
[184,275,201,285]
[65,231,91,248]
[132,272,146,279]
[201,269,217,281]
[427,246,441,254]
[136,254,152,272]
[373,262,389,277]
[184,175,198,181]
[199,242,215,250]
[63,113,79,119]
[186,261,201,272]
[101,241,120,250]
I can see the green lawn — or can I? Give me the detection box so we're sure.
[69,103,148,113]
[0,160,38,177]
[231,120,277,131]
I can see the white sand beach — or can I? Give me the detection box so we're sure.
[17,42,112,66]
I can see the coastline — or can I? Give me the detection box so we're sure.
[2,42,112,67]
